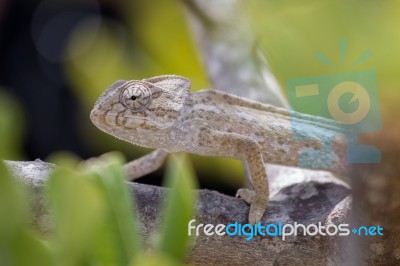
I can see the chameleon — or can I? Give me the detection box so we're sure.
[90,75,349,224]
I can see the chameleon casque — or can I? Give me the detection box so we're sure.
[90,75,348,224]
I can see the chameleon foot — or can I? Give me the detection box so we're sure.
[236,188,256,204]
[236,188,268,224]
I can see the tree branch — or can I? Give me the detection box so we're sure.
[5,160,354,265]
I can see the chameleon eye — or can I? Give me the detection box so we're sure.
[120,82,152,112]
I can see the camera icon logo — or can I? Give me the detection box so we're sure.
[286,42,381,169]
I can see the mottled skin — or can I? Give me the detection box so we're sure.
[90,75,348,224]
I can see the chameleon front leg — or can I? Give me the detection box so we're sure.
[197,128,269,224]
[124,149,169,180]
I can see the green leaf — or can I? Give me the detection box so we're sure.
[6,231,54,266]
[85,152,142,265]
[0,90,25,160]
[47,166,105,266]
[129,252,186,266]
[155,154,198,261]
[0,162,54,266]
[0,162,26,243]
[0,91,53,265]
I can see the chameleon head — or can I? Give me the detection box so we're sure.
[90,75,190,147]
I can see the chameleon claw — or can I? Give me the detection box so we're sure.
[236,188,256,204]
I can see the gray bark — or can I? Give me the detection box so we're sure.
[183,0,288,108]
[6,160,354,265]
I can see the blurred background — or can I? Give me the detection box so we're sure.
[1,0,399,194]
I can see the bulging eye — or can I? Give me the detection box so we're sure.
[120,82,152,112]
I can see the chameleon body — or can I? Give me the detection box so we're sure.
[90,75,348,224]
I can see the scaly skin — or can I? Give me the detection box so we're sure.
[90,75,348,224]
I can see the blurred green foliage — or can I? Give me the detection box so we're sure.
[47,153,142,266]
[156,154,198,260]
[62,0,400,188]
[246,0,400,92]
[65,0,208,110]
[0,157,53,265]
[0,99,198,265]
[65,0,400,105]
[0,153,197,266]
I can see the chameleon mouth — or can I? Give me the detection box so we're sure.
[89,109,104,126]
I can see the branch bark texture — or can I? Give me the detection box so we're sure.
[5,160,354,265]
